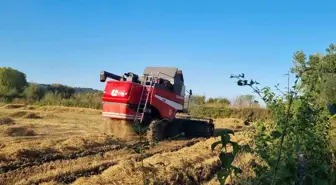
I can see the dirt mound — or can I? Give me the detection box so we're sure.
[24,113,41,119]
[0,117,15,125]
[24,106,36,110]
[9,111,41,119]
[4,127,37,137]
[4,104,26,109]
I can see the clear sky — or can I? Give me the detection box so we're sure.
[1,0,335,101]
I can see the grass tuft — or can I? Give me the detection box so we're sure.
[24,113,42,119]
[3,126,37,137]
[9,111,27,117]
[25,106,36,110]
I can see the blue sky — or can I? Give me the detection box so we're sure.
[1,0,335,101]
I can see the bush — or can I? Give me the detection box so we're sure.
[37,92,102,109]
[189,106,272,121]
[24,83,45,101]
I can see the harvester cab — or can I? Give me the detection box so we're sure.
[100,67,214,141]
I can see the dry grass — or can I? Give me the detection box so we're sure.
[38,106,101,114]
[0,104,261,185]
[0,106,109,161]
[9,111,28,117]
[8,111,41,119]
[72,138,220,185]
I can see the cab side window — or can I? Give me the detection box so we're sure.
[181,85,185,96]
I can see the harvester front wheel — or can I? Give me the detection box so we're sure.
[146,119,168,142]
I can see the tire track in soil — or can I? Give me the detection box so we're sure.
[70,137,222,185]
[141,139,222,185]
[54,162,118,184]
[1,150,130,185]
[0,138,152,174]
[161,160,222,185]
[33,138,205,185]
[0,144,124,174]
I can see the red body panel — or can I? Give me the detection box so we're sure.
[102,80,184,121]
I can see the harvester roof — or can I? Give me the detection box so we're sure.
[143,67,184,82]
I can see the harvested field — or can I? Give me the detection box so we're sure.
[0,105,257,185]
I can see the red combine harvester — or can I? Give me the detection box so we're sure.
[100,67,214,141]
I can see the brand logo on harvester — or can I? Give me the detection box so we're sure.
[111,90,118,96]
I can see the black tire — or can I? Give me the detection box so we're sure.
[146,119,168,142]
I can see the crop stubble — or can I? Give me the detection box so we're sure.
[0,105,252,185]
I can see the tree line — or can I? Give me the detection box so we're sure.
[0,67,103,109]
[0,66,261,110]
[189,94,260,108]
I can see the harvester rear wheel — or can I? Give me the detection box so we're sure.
[146,119,168,142]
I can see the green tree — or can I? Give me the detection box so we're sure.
[207,97,216,104]
[47,83,75,99]
[0,67,28,99]
[291,44,336,105]
[24,83,45,101]
[207,97,231,105]
[216,97,231,105]
[231,71,332,184]
[190,95,206,106]
[321,74,336,104]
[227,44,336,184]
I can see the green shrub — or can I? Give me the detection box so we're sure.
[189,106,272,121]
[36,92,102,109]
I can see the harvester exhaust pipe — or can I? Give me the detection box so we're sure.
[100,71,124,82]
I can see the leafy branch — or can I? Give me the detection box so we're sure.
[212,128,242,184]
[230,73,300,185]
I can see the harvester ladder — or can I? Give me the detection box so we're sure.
[134,72,158,123]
